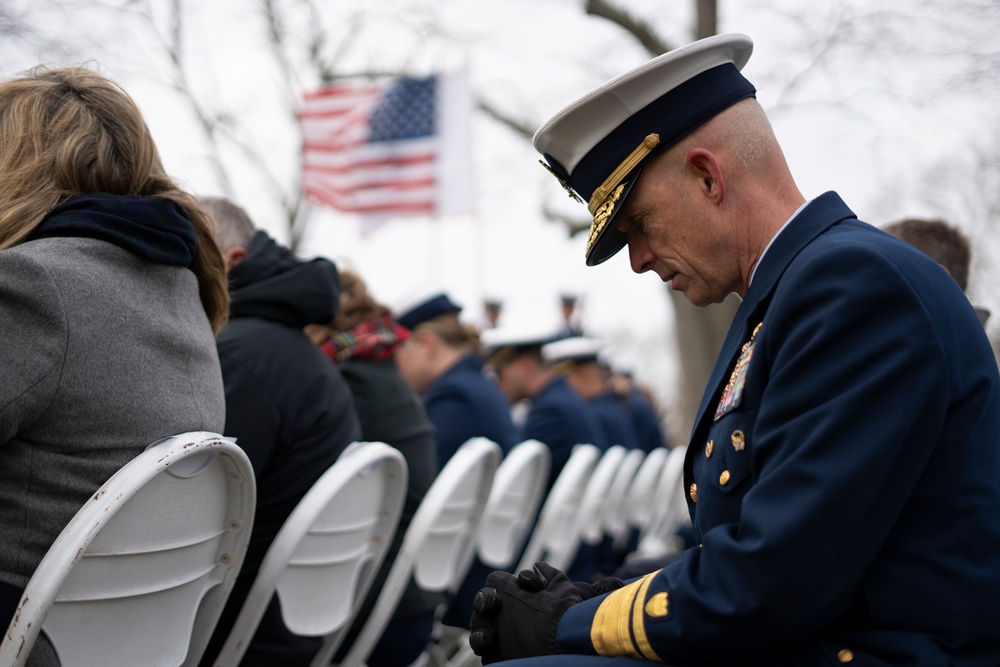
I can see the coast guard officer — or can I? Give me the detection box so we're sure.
[468,33,1000,666]
[394,289,519,464]
[481,326,607,489]
[541,336,637,450]
[393,288,520,631]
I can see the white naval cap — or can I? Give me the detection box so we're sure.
[480,323,559,366]
[533,33,755,266]
[541,336,607,366]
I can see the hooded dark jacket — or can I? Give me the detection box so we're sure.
[202,231,361,666]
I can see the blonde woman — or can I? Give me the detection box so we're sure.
[0,66,227,664]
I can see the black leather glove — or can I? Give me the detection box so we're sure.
[468,562,625,664]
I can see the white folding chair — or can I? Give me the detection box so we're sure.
[212,441,408,667]
[603,448,647,551]
[335,437,501,667]
[626,447,669,533]
[0,432,256,667]
[428,440,551,667]
[516,443,601,573]
[635,445,689,559]
[574,445,627,548]
[475,439,551,569]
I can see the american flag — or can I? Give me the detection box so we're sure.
[299,72,474,218]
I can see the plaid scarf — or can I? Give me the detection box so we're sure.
[321,315,411,363]
[29,192,198,266]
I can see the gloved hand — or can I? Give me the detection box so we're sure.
[468,562,624,664]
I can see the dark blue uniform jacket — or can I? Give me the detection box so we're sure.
[626,390,668,453]
[554,192,1000,666]
[592,392,639,450]
[524,375,609,489]
[423,353,519,463]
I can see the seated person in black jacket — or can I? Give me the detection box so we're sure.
[199,196,362,666]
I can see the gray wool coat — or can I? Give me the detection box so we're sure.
[0,237,225,664]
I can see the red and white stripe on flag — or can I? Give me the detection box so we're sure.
[299,71,474,218]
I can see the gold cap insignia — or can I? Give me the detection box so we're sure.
[585,183,626,258]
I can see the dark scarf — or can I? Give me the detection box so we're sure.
[321,316,410,363]
[29,192,198,266]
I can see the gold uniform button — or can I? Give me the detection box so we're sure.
[731,429,745,451]
[705,439,714,457]
[689,483,698,502]
[719,470,731,486]
[837,648,854,663]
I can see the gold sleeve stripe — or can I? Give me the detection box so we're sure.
[591,570,664,660]
[630,572,664,661]
[591,578,637,656]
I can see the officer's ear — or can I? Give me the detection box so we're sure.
[686,148,725,204]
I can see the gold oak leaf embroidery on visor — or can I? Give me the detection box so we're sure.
[582,133,662,258]
[586,183,626,256]
[591,569,665,661]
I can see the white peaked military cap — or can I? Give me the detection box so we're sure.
[533,33,756,266]
[480,323,559,366]
[541,336,607,366]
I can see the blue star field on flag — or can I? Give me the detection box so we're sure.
[369,76,437,142]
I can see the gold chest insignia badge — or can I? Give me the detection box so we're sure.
[714,322,762,421]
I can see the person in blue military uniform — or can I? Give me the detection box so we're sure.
[482,327,609,488]
[481,326,611,585]
[394,290,520,463]
[542,336,642,578]
[606,359,670,454]
[393,289,520,631]
[542,336,637,451]
[467,33,1000,667]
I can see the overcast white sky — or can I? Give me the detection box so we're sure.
[4,0,999,430]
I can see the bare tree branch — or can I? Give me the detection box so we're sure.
[584,0,671,56]
[0,6,29,37]
[477,97,534,141]
[541,200,589,237]
[695,0,717,39]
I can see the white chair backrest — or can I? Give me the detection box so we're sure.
[475,439,551,569]
[212,441,407,667]
[333,437,501,667]
[0,432,255,667]
[602,448,646,549]
[626,447,669,531]
[574,445,627,545]
[643,445,689,539]
[515,443,601,573]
